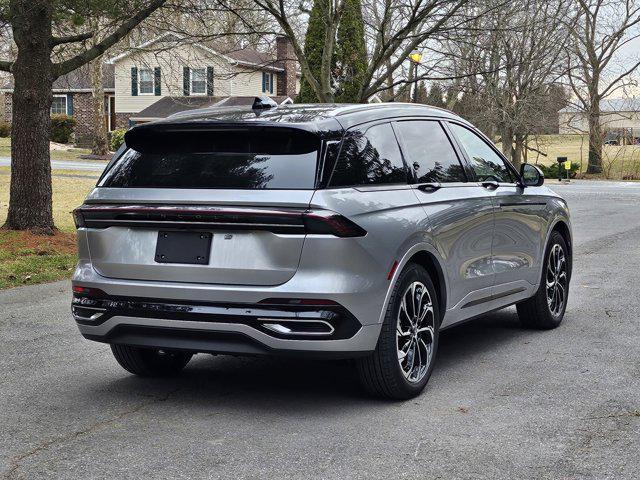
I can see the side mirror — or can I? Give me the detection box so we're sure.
[520,163,544,187]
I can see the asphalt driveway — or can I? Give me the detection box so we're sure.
[1,181,639,479]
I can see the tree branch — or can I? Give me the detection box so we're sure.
[51,32,94,46]
[54,0,167,77]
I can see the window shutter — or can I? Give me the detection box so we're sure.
[131,67,138,96]
[183,67,190,96]
[154,67,161,96]
[66,94,74,116]
[262,72,266,93]
[207,66,214,96]
[269,73,273,94]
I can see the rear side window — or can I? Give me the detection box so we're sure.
[395,120,466,183]
[329,123,407,187]
[449,123,514,183]
[99,129,319,189]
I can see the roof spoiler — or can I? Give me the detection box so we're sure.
[252,96,278,110]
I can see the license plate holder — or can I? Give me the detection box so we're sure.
[155,231,212,265]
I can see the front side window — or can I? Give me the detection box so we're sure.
[330,123,407,187]
[396,120,466,183]
[138,68,154,95]
[51,96,67,115]
[449,123,514,183]
[191,68,207,95]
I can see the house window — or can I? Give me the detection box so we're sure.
[138,68,154,95]
[51,95,67,115]
[191,68,207,95]
[262,72,274,94]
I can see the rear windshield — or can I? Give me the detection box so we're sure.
[99,129,319,189]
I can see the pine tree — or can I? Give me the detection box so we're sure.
[335,0,367,103]
[297,0,329,103]
[426,83,446,108]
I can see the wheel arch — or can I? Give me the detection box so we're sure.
[550,219,573,279]
[380,244,448,325]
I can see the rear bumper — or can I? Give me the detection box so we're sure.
[71,286,381,357]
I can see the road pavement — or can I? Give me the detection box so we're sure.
[0,157,106,172]
[1,180,639,479]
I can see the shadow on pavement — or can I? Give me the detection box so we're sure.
[87,307,533,409]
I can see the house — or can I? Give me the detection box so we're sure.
[0,34,299,143]
[0,64,116,144]
[559,98,640,143]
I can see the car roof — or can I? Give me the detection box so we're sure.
[146,102,463,133]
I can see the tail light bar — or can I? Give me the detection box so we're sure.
[72,205,366,237]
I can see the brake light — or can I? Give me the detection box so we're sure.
[302,210,366,237]
[72,205,366,237]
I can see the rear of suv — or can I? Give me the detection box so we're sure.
[72,102,572,399]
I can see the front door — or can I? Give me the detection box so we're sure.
[447,123,545,293]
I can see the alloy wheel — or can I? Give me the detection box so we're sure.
[396,281,435,383]
[546,244,567,316]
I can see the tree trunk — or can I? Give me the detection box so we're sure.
[501,125,513,162]
[91,57,109,156]
[587,101,603,174]
[512,133,524,170]
[4,0,55,233]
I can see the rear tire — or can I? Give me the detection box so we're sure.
[357,263,439,400]
[517,230,570,329]
[110,344,192,377]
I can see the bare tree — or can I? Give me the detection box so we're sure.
[0,0,169,232]
[441,0,571,168]
[250,0,482,102]
[567,0,640,174]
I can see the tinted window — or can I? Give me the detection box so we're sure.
[396,121,466,183]
[449,123,514,183]
[330,123,407,186]
[99,129,319,189]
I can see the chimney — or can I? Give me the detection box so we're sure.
[276,36,297,99]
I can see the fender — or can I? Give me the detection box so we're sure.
[377,242,449,325]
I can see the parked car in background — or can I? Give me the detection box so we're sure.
[71,101,572,399]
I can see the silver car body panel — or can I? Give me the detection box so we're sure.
[72,104,572,355]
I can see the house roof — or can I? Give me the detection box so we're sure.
[131,95,293,120]
[1,64,115,92]
[108,33,284,72]
[560,98,640,113]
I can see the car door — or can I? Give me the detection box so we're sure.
[447,122,547,292]
[393,119,496,325]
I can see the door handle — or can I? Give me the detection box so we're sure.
[416,182,442,192]
[481,180,499,190]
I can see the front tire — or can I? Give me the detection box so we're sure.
[517,230,570,329]
[110,344,193,377]
[357,263,439,400]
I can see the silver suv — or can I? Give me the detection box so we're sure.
[72,102,572,399]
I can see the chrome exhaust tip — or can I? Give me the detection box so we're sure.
[259,319,335,336]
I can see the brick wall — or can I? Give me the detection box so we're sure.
[71,92,98,145]
[115,113,132,129]
[276,37,298,99]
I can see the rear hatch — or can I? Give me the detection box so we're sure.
[78,124,323,286]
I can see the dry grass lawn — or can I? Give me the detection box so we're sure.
[0,170,97,288]
[0,137,91,160]
[516,134,640,179]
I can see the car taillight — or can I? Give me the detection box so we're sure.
[71,205,366,237]
[302,210,366,237]
[72,208,85,228]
